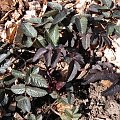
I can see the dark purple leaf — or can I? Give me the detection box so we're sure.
[102,62,113,69]
[74,53,84,65]
[82,34,91,50]
[74,61,81,71]
[67,60,78,82]
[46,44,53,50]
[33,48,47,62]
[82,70,119,85]
[52,9,70,24]
[90,33,99,49]
[51,50,62,68]
[44,44,53,67]
[99,35,104,48]
[102,81,120,96]
[89,69,101,74]
[56,82,65,90]
[88,4,100,13]
[102,34,112,48]
[60,46,66,57]
[44,50,52,67]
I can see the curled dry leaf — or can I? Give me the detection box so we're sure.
[100,80,112,88]
[1,20,20,43]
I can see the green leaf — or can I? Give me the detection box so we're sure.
[16,96,31,113]
[80,17,88,34]
[49,91,58,99]
[12,69,25,79]
[27,114,36,120]
[58,96,69,104]
[11,84,25,94]
[82,34,91,50]
[0,59,13,74]
[102,11,111,18]
[44,23,52,30]
[75,17,88,34]
[64,109,73,117]
[24,37,33,47]
[48,2,62,11]
[101,0,112,8]
[47,24,59,46]
[115,26,120,36]
[36,35,47,47]
[37,115,43,120]
[4,77,16,86]
[0,51,11,64]
[31,66,39,74]
[73,114,81,119]
[107,24,115,35]
[72,106,80,114]
[0,54,8,64]
[0,89,5,103]
[21,22,37,38]
[60,115,71,120]
[26,17,42,24]
[42,10,58,17]
[0,93,8,106]
[30,74,48,88]
[112,10,120,18]
[61,108,80,120]
[49,24,59,46]
[75,17,81,32]
[26,86,48,97]
[25,68,32,85]
[98,5,109,10]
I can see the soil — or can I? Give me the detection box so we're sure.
[76,82,120,120]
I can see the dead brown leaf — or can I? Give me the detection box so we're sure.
[56,102,73,114]
[0,0,15,11]
[1,20,20,43]
[101,80,112,88]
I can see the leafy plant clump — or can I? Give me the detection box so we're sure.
[0,0,120,119]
